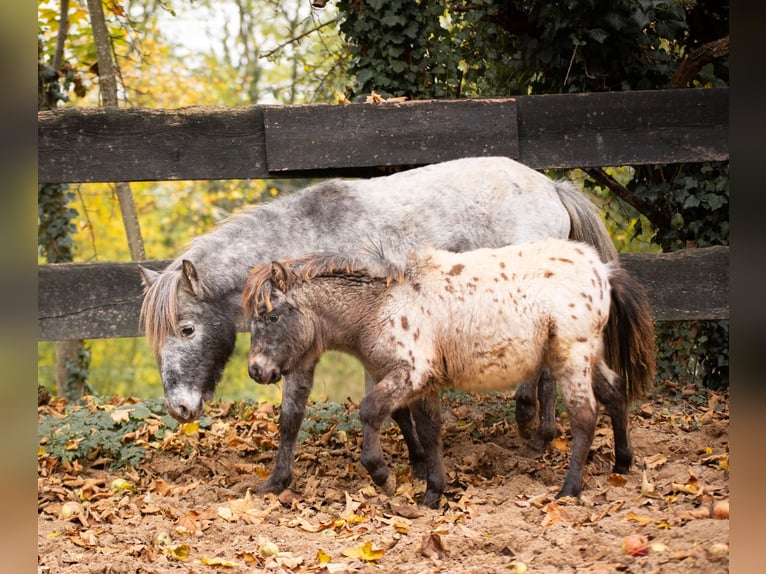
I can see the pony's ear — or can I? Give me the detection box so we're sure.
[270,261,293,292]
[138,265,160,289]
[180,259,202,296]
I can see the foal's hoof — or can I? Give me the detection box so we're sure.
[379,472,397,496]
[422,490,442,509]
[259,474,291,495]
[519,436,546,458]
[411,459,429,481]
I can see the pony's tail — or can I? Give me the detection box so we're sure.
[604,264,657,402]
[554,180,618,264]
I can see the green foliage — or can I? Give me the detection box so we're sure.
[338,0,460,98]
[38,183,78,263]
[298,401,362,442]
[655,320,728,390]
[38,397,179,469]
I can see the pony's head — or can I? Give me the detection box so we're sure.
[139,260,239,422]
[241,260,316,385]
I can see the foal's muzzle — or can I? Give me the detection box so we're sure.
[248,363,282,385]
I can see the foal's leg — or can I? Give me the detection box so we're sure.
[554,355,598,499]
[519,369,558,456]
[409,391,446,508]
[391,406,428,480]
[593,362,633,474]
[368,370,427,479]
[359,371,411,496]
[514,378,538,440]
[260,367,315,494]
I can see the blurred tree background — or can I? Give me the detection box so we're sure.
[38,0,728,403]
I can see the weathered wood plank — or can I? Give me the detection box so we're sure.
[263,99,518,171]
[37,247,729,341]
[620,246,728,321]
[517,88,729,168]
[38,88,728,183]
[37,259,171,341]
[38,106,269,184]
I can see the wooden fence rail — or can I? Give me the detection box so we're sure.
[37,88,729,342]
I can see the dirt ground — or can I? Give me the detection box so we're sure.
[38,382,729,573]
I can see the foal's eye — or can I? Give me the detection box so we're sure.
[266,313,280,324]
[180,325,195,337]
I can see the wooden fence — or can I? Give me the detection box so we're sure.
[37,88,729,341]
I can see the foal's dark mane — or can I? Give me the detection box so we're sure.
[242,253,405,318]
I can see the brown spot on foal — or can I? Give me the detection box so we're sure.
[447,264,464,276]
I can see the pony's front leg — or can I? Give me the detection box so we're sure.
[409,391,446,508]
[260,367,315,494]
[367,370,426,479]
[359,372,408,496]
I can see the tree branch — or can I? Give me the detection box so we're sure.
[669,35,729,89]
[584,168,670,232]
[261,16,340,60]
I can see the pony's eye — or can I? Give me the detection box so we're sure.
[180,325,195,337]
[266,314,280,324]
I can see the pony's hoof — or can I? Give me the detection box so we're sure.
[411,459,429,481]
[380,472,397,496]
[259,475,291,495]
[422,490,442,509]
[519,436,546,458]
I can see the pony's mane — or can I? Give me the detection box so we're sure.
[242,253,404,318]
[140,269,184,358]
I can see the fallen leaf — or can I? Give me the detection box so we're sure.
[551,436,568,452]
[342,540,384,562]
[644,454,667,470]
[200,556,238,567]
[607,473,627,487]
[389,501,424,519]
[316,549,331,564]
[163,543,190,562]
[419,533,445,560]
[110,409,130,424]
[542,501,571,527]
[625,511,654,526]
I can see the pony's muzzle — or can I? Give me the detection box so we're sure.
[248,362,282,385]
[165,397,205,423]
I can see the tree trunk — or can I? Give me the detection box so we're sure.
[85,0,146,261]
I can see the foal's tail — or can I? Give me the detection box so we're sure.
[604,264,657,402]
[554,180,619,264]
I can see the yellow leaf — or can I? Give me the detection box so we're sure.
[625,511,654,526]
[164,543,190,562]
[181,421,199,435]
[200,556,238,567]
[316,549,331,564]
[342,540,384,562]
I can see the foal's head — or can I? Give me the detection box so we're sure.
[241,260,318,384]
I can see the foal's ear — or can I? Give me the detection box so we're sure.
[138,265,160,289]
[270,261,293,292]
[180,259,203,296]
